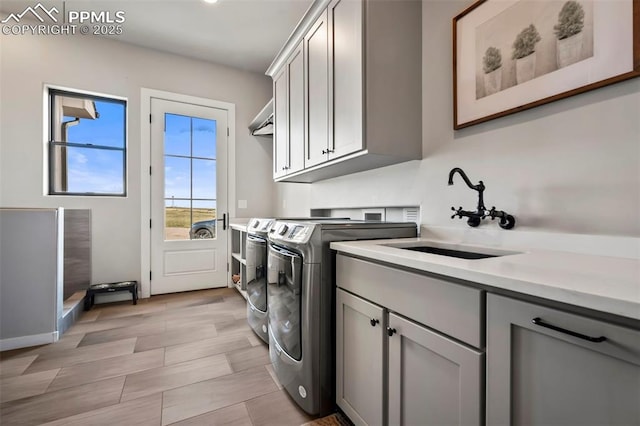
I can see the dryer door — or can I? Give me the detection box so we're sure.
[267,243,303,360]
[246,235,267,312]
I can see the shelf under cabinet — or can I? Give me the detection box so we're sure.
[231,252,246,265]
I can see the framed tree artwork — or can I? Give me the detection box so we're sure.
[453,0,639,129]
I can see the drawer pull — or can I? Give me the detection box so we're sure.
[531,317,607,343]
[370,318,379,327]
[387,327,397,337]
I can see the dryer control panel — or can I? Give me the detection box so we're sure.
[270,222,313,244]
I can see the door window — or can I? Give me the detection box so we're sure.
[163,113,217,241]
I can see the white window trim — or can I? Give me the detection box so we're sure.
[139,88,237,299]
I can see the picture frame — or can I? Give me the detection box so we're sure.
[453,0,640,130]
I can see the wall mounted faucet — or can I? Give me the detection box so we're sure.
[448,167,515,229]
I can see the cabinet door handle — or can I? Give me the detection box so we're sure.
[386,327,396,337]
[370,318,379,327]
[322,149,327,155]
[531,317,607,343]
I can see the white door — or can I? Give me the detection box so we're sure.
[150,98,228,295]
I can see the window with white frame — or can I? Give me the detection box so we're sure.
[48,89,127,196]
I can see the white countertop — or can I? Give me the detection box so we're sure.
[330,238,640,321]
[229,218,250,232]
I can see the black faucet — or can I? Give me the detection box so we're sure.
[448,167,515,229]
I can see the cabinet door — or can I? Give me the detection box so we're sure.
[304,9,329,168]
[328,0,363,160]
[388,313,483,426]
[487,294,640,425]
[336,288,384,426]
[273,67,288,179]
[287,42,305,174]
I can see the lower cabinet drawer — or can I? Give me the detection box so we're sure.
[337,254,483,348]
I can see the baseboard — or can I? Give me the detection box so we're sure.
[0,332,59,351]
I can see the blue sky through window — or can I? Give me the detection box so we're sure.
[61,99,125,194]
[164,113,217,209]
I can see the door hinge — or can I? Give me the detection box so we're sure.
[149,270,152,280]
[149,114,152,123]
[227,127,229,136]
[227,262,229,272]
[149,219,152,228]
[149,166,152,175]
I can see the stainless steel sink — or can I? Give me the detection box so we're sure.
[384,242,520,259]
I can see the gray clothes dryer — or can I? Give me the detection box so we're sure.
[266,219,417,416]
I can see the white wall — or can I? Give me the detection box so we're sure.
[276,0,640,251]
[0,32,274,286]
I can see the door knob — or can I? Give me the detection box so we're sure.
[370,318,379,327]
[387,327,397,337]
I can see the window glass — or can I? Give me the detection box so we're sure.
[49,90,126,196]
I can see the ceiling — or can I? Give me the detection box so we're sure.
[0,0,313,74]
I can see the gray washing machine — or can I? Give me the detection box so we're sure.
[266,219,417,415]
[245,217,348,344]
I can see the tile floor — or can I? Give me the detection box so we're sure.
[0,288,341,426]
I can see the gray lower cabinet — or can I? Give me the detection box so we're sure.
[487,294,640,425]
[336,288,384,426]
[388,313,483,426]
[336,288,483,426]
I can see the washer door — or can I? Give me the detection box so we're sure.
[246,235,267,312]
[267,243,303,361]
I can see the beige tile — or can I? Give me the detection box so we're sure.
[0,368,60,403]
[24,338,137,374]
[0,376,125,425]
[246,390,313,426]
[77,309,101,322]
[264,364,283,390]
[121,353,232,401]
[164,312,236,333]
[162,365,278,425]
[96,302,167,320]
[78,321,166,346]
[165,334,251,366]
[65,316,146,335]
[171,402,253,426]
[165,295,224,309]
[40,393,163,426]
[214,318,252,336]
[0,333,85,363]
[135,325,218,352]
[226,345,270,373]
[48,348,165,392]
[145,302,217,321]
[149,288,225,304]
[0,355,38,379]
[246,333,264,348]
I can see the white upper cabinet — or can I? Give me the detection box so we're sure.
[266,0,422,183]
[304,10,330,169]
[273,42,305,179]
[273,67,288,179]
[287,43,305,175]
[328,0,363,161]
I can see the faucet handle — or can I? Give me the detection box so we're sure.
[451,207,463,219]
[487,206,497,220]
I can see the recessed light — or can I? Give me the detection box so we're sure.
[204,0,218,3]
